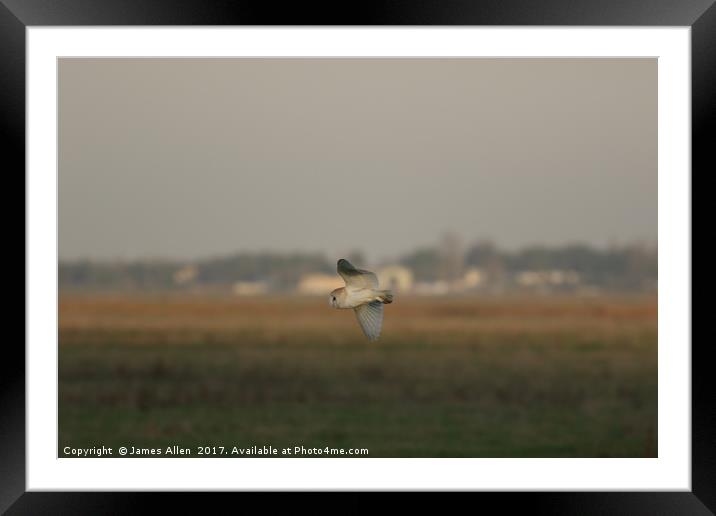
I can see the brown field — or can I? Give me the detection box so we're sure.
[59,293,657,458]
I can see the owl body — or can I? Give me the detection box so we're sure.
[328,258,394,341]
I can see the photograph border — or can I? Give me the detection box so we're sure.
[5,0,711,511]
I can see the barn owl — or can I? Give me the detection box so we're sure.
[329,258,393,341]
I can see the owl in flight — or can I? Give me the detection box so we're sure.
[329,258,394,341]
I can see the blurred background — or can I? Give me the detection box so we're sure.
[58,58,657,457]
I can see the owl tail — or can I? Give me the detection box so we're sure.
[378,290,394,304]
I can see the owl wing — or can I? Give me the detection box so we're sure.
[353,301,384,341]
[337,258,378,289]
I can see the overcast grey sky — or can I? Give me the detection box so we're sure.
[59,58,656,262]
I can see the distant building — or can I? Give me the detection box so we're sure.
[297,274,344,295]
[173,265,198,286]
[438,231,465,282]
[461,267,485,290]
[515,270,580,290]
[232,281,269,296]
[377,265,414,292]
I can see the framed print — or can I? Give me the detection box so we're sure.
[4,0,712,512]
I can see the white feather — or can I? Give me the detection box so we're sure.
[353,301,384,341]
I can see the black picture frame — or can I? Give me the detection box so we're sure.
[4,0,711,512]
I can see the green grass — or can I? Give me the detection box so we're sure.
[58,297,657,458]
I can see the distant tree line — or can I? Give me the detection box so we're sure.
[59,252,333,292]
[400,240,657,290]
[59,240,656,293]
[59,260,179,291]
[198,253,332,286]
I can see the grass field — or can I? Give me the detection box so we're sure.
[59,293,657,458]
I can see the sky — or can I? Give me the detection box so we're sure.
[59,58,656,262]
